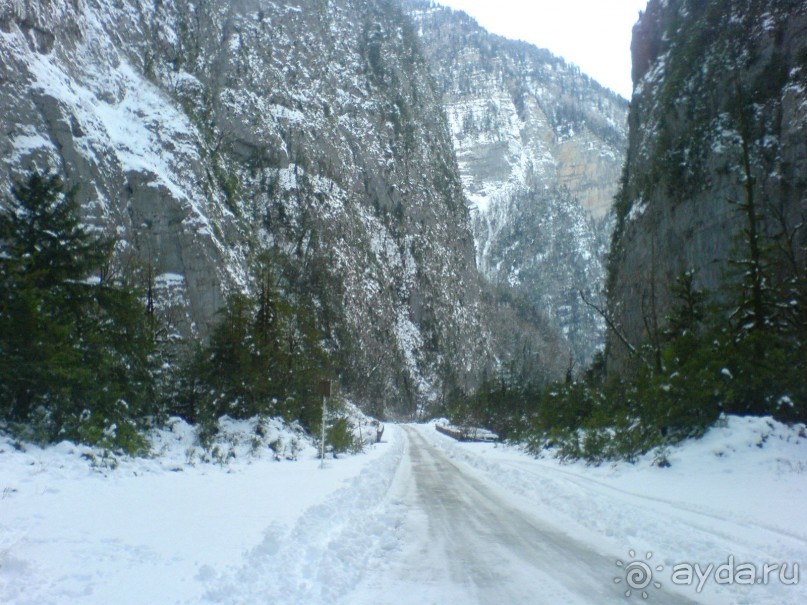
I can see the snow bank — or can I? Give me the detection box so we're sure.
[0,418,404,605]
[203,425,406,605]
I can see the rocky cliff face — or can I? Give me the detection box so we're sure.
[0,0,575,415]
[607,0,807,368]
[0,0,625,414]
[404,1,628,365]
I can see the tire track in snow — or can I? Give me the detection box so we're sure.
[347,427,699,605]
[415,424,807,605]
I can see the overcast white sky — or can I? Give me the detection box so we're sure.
[433,0,649,99]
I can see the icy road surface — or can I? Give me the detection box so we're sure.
[347,426,698,605]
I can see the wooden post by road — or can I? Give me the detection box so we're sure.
[319,380,331,468]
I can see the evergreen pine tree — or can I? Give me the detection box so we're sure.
[183,250,333,432]
[718,95,804,418]
[0,171,155,450]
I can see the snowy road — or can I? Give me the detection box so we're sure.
[348,426,699,605]
[2,417,804,604]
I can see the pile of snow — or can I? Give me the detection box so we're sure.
[0,416,405,605]
[203,427,406,605]
[155,415,310,467]
[335,400,388,452]
[421,415,807,605]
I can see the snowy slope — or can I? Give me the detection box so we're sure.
[2,416,805,604]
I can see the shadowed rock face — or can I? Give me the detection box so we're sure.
[1,0,576,414]
[607,0,807,370]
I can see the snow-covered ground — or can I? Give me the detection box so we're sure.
[1,415,805,604]
[0,415,406,605]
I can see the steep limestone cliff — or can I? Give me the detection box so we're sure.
[404,0,628,365]
[2,0,534,416]
[608,0,807,369]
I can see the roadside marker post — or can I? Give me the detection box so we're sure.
[319,380,332,469]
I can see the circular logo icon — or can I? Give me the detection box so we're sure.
[615,550,664,599]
